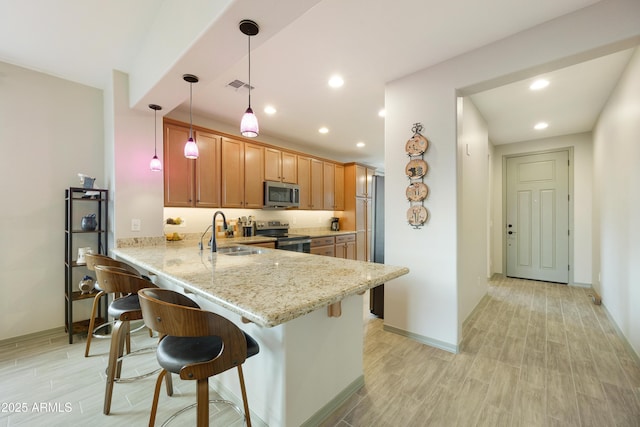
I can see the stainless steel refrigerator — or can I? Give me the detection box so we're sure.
[370,175,385,317]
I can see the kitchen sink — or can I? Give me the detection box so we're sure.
[217,245,264,256]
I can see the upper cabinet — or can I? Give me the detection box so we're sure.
[298,156,324,210]
[164,121,221,208]
[265,148,297,184]
[355,164,375,198]
[163,119,345,211]
[221,137,264,208]
[323,162,344,211]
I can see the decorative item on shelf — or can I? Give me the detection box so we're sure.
[239,19,260,137]
[183,74,199,159]
[81,213,97,231]
[76,247,93,264]
[77,173,100,198]
[405,122,430,229]
[148,104,162,171]
[78,275,95,295]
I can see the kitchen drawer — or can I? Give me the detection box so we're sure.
[310,236,335,247]
[310,245,335,257]
[335,234,355,244]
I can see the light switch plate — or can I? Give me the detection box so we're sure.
[131,218,141,231]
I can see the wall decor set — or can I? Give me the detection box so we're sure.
[405,123,429,228]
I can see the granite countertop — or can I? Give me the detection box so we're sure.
[112,242,408,328]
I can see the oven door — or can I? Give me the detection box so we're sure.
[277,238,311,253]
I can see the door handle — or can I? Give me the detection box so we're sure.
[508,231,517,235]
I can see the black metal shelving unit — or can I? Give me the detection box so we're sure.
[64,187,109,344]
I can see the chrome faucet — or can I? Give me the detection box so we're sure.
[210,211,228,253]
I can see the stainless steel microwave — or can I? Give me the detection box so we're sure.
[264,181,300,208]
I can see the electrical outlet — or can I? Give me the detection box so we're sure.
[131,218,141,231]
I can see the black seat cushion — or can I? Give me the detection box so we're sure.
[157,333,259,374]
[108,294,140,318]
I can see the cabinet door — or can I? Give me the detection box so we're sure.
[221,138,245,208]
[244,142,264,208]
[346,241,356,260]
[281,151,297,184]
[310,158,324,210]
[164,123,194,207]
[334,164,345,210]
[194,131,221,208]
[297,156,312,209]
[323,162,335,210]
[264,147,281,182]
[354,164,376,198]
[355,198,370,261]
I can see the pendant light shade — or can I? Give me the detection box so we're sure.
[183,74,199,159]
[241,107,259,137]
[239,20,259,137]
[149,104,162,171]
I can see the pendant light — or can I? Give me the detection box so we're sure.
[183,74,199,158]
[148,104,162,171]
[239,20,259,137]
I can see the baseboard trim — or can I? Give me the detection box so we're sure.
[570,282,592,288]
[383,324,458,354]
[0,326,65,346]
[600,302,640,366]
[301,375,365,427]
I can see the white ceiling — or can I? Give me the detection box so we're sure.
[1,0,632,169]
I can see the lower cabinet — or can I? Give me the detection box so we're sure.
[310,234,356,260]
[310,236,335,257]
[335,234,356,259]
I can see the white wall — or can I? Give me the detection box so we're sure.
[491,133,593,285]
[457,97,490,336]
[593,47,640,357]
[0,61,104,341]
[384,0,640,351]
[109,71,165,242]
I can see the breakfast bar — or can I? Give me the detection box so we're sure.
[112,242,409,426]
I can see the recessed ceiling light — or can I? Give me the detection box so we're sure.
[264,105,277,115]
[534,122,549,130]
[328,75,344,88]
[378,109,386,117]
[530,79,549,90]
[318,127,329,134]
[356,142,365,148]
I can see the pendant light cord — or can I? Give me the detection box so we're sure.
[247,35,252,108]
[189,82,194,138]
[154,109,158,156]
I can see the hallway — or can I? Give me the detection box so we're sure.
[324,276,640,426]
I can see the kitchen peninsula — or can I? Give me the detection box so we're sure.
[112,241,408,426]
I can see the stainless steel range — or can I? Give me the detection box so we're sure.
[255,220,311,253]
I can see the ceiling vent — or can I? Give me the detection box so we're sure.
[227,79,254,91]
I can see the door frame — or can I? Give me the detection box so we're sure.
[501,147,574,283]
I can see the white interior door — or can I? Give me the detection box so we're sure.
[506,151,569,283]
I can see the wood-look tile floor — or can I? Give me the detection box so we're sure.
[1,275,639,426]
[322,276,640,427]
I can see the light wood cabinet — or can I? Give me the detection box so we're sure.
[194,131,221,208]
[335,234,356,260]
[164,121,221,208]
[355,164,375,198]
[323,162,344,211]
[343,163,376,262]
[221,138,264,208]
[310,236,335,257]
[265,148,297,184]
[297,156,324,210]
[163,119,345,211]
